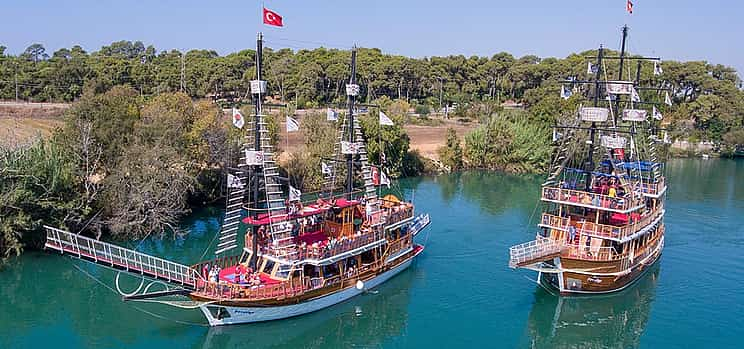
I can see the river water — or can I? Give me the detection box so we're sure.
[1,158,742,348]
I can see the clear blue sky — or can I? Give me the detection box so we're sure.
[2,0,742,76]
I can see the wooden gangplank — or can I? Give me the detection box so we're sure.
[44,226,200,288]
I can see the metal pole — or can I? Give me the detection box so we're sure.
[438,78,443,113]
[346,48,357,199]
[14,61,19,102]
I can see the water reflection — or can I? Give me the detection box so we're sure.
[197,268,415,349]
[525,265,660,349]
[458,171,543,216]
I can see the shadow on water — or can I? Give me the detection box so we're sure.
[523,264,660,349]
[196,268,415,349]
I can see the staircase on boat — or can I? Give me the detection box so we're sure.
[44,226,199,287]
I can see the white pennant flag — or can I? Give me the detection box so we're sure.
[665,91,673,106]
[379,111,394,126]
[560,85,572,100]
[232,108,245,129]
[286,116,299,132]
[654,61,663,76]
[321,161,331,175]
[587,62,595,75]
[289,185,302,201]
[227,173,244,189]
[631,87,641,103]
[652,106,663,120]
[327,108,338,121]
[380,170,391,187]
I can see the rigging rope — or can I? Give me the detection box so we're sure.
[67,259,208,327]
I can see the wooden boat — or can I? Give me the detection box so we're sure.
[508,26,667,295]
[43,33,431,326]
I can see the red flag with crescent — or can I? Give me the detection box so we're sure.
[263,7,283,27]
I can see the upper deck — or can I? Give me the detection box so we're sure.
[250,199,416,264]
[541,186,645,213]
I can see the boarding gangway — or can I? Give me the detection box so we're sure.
[44,226,200,288]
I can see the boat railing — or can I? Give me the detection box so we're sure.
[562,244,623,261]
[192,254,242,280]
[194,278,305,301]
[541,206,663,241]
[386,235,413,256]
[382,204,414,226]
[508,236,564,268]
[367,210,386,226]
[541,186,643,212]
[410,213,431,236]
[267,229,385,262]
[639,177,666,196]
[44,225,199,286]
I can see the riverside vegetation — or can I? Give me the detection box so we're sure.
[2,40,744,263]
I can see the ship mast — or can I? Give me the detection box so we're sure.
[615,25,629,126]
[345,48,358,199]
[249,32,264,268]
[584,45,604,189]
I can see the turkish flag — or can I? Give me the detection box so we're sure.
[263,7,283,27]
[371,166,380,186]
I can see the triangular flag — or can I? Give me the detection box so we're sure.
[665,91,672,106]
[380,148,387,164]
[289,185,301,201]
[286,116,299,132]
[263,7,283,27]
[321,161,331,175]
[587,62,596,75]
[227,173,244,189]
[560,85,572,100]
[631,87,641,103]
[654,61,663,76]
[652,106,663,120]
[327,108,338,121]
[379,111,394,126]
[626,0,633,14]
[232,108,245,129]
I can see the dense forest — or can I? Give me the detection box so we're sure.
[1,40,744,146]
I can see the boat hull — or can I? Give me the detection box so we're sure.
[198,254,416,326]
[540,236,664,295]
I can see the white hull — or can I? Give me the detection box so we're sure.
[199,258,414,326]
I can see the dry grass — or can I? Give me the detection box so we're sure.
[0,118,63,148]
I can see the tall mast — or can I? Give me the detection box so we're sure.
[613,25,629,126]
[345,48,358,199]
[584,45,604,187]
[250,32,264,268]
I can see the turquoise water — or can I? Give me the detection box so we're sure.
[1,158,743,348]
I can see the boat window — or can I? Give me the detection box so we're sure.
[262,259,276,274]
[275,263,292,279]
